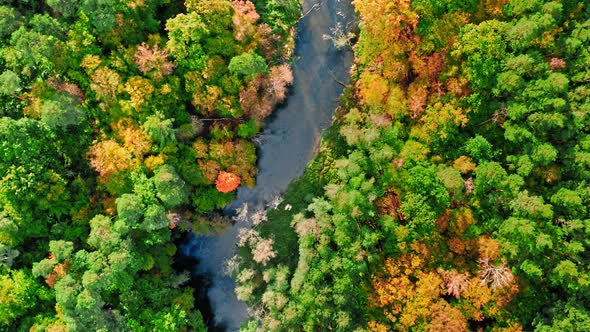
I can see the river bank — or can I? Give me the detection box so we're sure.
[179,0,356,330]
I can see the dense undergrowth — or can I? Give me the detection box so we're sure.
[235,0,589,331]
[0,0,300,330]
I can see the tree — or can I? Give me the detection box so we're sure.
[165,12,209,67]
[0,6,20,39]
[0,270,41,326]
[116,193,144,225]
[0,71,21,96]
[143,113,177,149]
[0,244,18,269]
[215,170,241,193]
[134,42,175,80]
[80,0,120,34]
[29,13,66,39]
[154,165,188,209]
[87,214,122,254]
[232,0,260,42]
[0,118,70,230]
[141,204,168,231]
[87,139,133,178]
[123,76,154,110]
[4,27,58,76]
[40,93,85,129]
[49,240,74,261]
[463,135,493,161]
[46,0,81,19]
[89,66,121,102]
[228,50,269,80]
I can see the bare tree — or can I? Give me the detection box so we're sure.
[477,258,514,290]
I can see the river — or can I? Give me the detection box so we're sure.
[180,0,355,330]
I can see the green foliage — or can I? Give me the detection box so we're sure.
[143,113,177,149]
[0,5,20,39]
[237,119,260,138]
[153,165,188,209]
[192,187,233,213]
[228,50,269,80]
[40,93,85,129]
[30,14,67,39]
[49,240,74,261]
[463,134,493,161]
[0,70,21,95]
[80,0,120,34]
[0,270,41,325]
[46,0,81,19]
[0,0,294,330]
[237,1,590,331]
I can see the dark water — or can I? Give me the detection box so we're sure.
[181,0,355,330]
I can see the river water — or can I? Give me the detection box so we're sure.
[181,0,355,330]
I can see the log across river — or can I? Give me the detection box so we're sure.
[179,1,355,330]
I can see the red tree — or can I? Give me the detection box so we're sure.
[216,171,241,193]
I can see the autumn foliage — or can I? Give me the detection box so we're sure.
[215,171,241,193]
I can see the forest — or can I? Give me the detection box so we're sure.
[0,0,299,330]
[0,0,588,331]
[233,0,590,331]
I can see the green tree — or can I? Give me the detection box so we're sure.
[0,70,21,95]
[154,165,188,209]
[228,51,269,80]
[143,113,177,149]
[0,270,40,325]
[0,244,19,269]
[40,93,85,129]
[80,0,120,34]
[0,6,20,39]
[46,0,81,19]
[116,193,144,226]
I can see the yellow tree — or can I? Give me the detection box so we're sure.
[87,140,133,178]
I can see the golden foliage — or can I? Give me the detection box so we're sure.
[81,55,101,72]
[477,236,501,261]
[124,76,154,110]
[411,101,469,143]
[90,67,121,101]
[449,208,475,236]
[357,71,389,108]
[368,321,389,332]
[453,155,477,174]
[425,301,468,332]
[460,278,493,321]
[198,159,221,184]
[144,154,166,171]
[87,139,133,177]
[114,119,153,158]
[122,127,152,158]
[353,0,419,43]
[193,139,209,159]
[384,85,408,118]
[446,76,471,97]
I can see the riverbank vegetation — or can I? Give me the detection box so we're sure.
[235,0,589,330]
[0,0,299,330]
